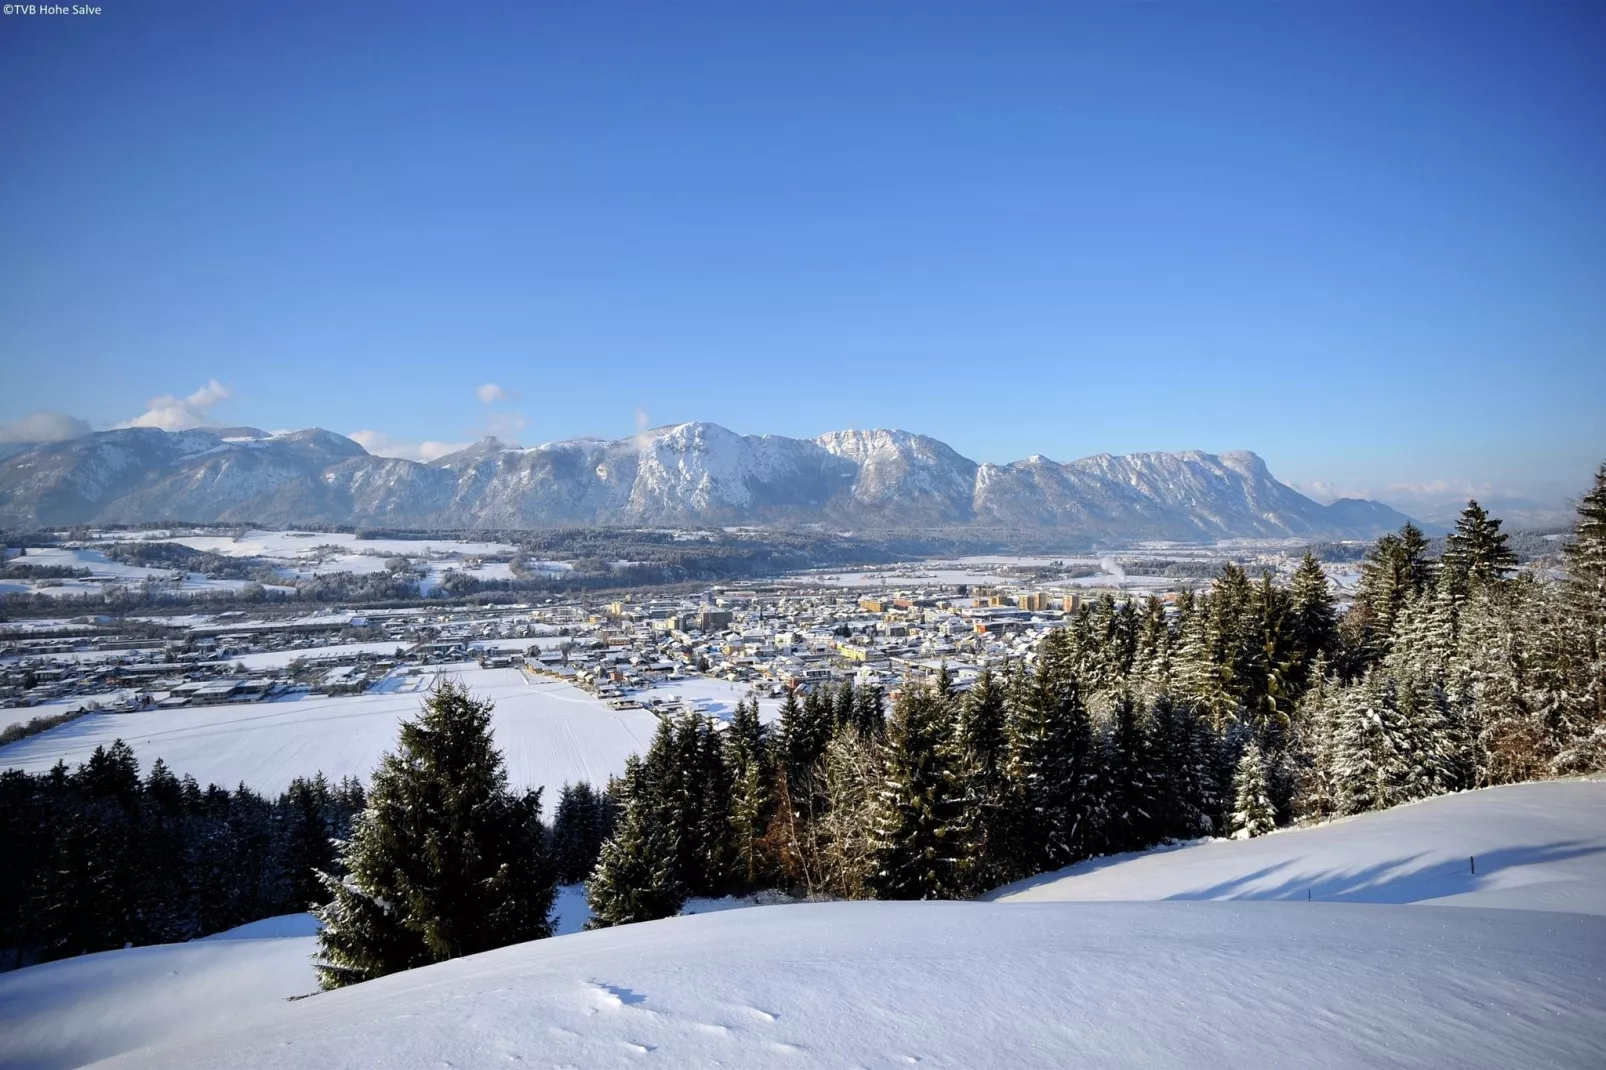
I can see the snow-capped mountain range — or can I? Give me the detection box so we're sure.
[0,423,1414,539]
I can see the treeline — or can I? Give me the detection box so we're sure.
[0,707,621,977]
[586,472,1606,915]
[0,751,366,969]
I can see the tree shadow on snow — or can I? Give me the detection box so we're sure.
[1159,840,1605,905]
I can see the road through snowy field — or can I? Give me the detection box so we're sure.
[0,668,660,797]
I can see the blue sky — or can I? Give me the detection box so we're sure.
[2,2,1602,511]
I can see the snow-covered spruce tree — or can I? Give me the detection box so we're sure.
[551,782,612,886]
[1004,664,1098,872]
[1441,498,1518,596]
[1172,595,1238,734]
[1100,691,1157,854]
[778,685,831,786]
[1290,658,1340,822]
[1230,742,1276,839]
[869,685,971,900]
[1133,596,1176,704]
[584,793,685,928]
[314,680,556,989]
[280,773,338,912]
[1147,693,1218,841]
[1462,581,1549,786]
[1288,551,1338,679]
[724,698,775,888]
[692,713,736,895]
[852,682,887,737]
[1559,462,1606,767]
[953,668,1016,888]
[1354,523,1435,666]
[1332,671,1410,815]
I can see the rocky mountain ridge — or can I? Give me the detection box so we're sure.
[0,423,1415,540]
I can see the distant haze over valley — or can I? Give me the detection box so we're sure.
[0,422,1417,541]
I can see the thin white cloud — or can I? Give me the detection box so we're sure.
[481,412,527,444]
[633,407,652,452]
[117,379,232,431]
[1384,480,1495,500]
[348,430,469,463]
[0,411,91,443]
[477,382,513,404]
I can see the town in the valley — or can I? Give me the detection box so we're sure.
[2,531,1354,725]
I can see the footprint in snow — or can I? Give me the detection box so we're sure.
[587,981,649,1009]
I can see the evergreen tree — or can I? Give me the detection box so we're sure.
[1147,694,1217,841]
[1100,692,1157,854]
[778,685,831,783]
[1442,499,1518,594]
[1004,667,1097,872]
[585,799,686,928]
[1562,463,1606,745]
[280,773,337,912]
[1229,742,1276,839]
[551,782,611,885]
[831,680,858,731]
[1173,595,1237,732]
[1288,551,1338,681]
[869,685,971,899]
[852,682,887,737]
[1332,672,1408,815]
[1133,596,1176,703]
[1291,658,1340,822]
[953,668,1014,888]
[724,697,774,887]
[1356,523,1435,663]
[315,681,557,989]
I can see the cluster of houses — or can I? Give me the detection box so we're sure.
[525,582,1176,700]
[1,578,1180,719]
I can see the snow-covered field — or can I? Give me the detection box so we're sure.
[228,641,410,672]
[0,547,269,599]
[0,692,134,732]
[2,782,1600,1069]
[0,667,659,797]
[0,669,780,796]
[4,531,554,598]
[148,531,521,562]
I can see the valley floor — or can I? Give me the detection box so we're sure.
[1,781,1602,1069]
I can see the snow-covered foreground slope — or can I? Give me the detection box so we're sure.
[0,916,321,1070]
[5,783,1603,1069]
[89,902,1606,1069]
[991,780,1606,915]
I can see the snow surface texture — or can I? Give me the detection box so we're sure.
[1,782,1601,1069]
[0,915,321,1070]
[992,779,1606,916]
